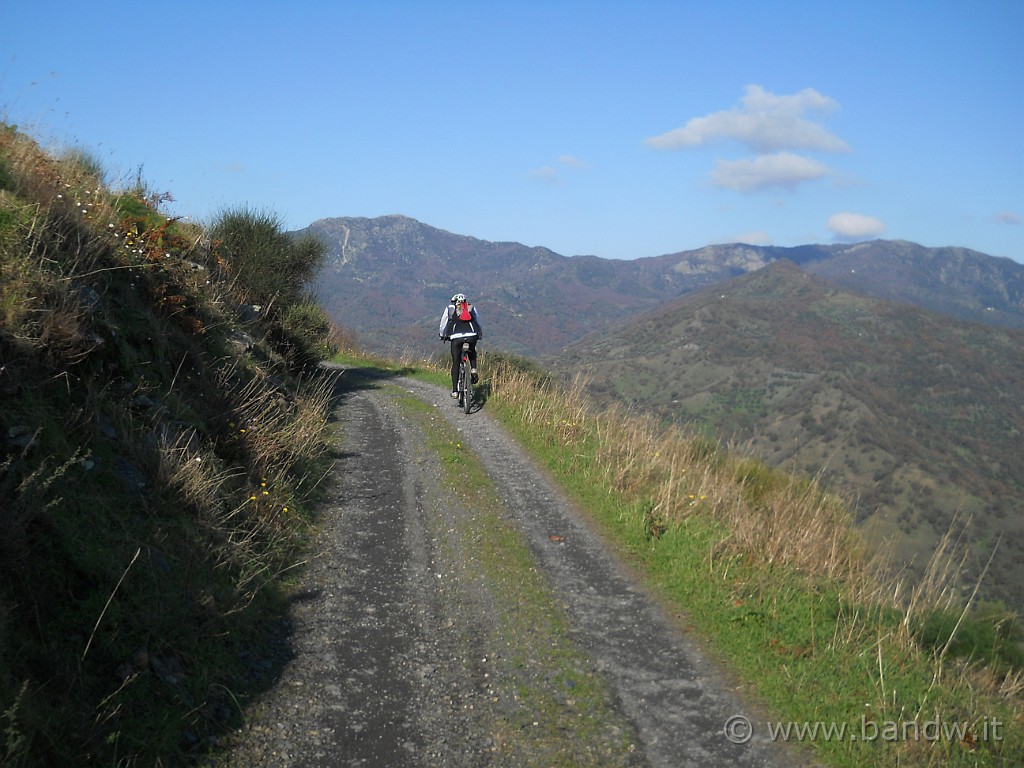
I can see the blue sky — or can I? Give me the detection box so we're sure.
[3,1,1022,262]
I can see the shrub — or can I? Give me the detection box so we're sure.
[209,207,325,309]
[58,147,105,186]
[279,299,338,363]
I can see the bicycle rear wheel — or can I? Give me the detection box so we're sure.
[461,357,473,414]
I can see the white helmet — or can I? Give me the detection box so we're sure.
[451,293,466,303]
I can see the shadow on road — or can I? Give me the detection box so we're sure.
[203,361,417,757]
[319,360,417,402]
[212,359,496,763]
[319,360,492,412]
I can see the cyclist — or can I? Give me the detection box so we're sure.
[439,292,483,399]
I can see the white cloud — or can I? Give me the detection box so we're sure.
[530,155,588,184]
[529,165,559,183]
[711,152,829,192]
[827,212,886,241]
[559,155,588,168]
[995,211,1021,225]
[645,85,850,154]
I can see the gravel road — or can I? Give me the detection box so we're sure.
[216,367,815,767]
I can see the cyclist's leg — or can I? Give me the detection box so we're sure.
[466,339,479,381]
[449,339,462,393]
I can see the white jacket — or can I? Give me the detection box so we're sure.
[439,303,482,340]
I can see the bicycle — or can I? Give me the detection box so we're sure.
[455,342,474,414]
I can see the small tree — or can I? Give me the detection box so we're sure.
[210,207,325,311]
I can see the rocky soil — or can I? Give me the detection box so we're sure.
[215,367,813,767]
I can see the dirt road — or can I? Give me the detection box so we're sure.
[217,368,809,767]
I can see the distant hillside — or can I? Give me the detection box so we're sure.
[561,260,1024,609]
[299,216,1024,358]
[799,239,1024,331]
[301,215,763,357]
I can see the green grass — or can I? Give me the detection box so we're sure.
[484,379,1023,768]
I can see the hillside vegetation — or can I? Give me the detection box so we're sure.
[0,125,338,765]
[477,356,1024,767]
[561,260,1024,612]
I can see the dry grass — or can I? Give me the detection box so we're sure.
[1,125,343,765]
[488,361,1024,765]
[492,365,866,585]
[492,365,1007,633]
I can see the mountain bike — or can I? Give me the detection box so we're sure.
[456,342,474,414]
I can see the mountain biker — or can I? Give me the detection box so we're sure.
[439,292,482,399]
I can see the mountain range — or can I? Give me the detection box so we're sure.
[302,215,1024,357]
[299,215,1024,609]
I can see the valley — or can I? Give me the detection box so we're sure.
[304,215,1024,611]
